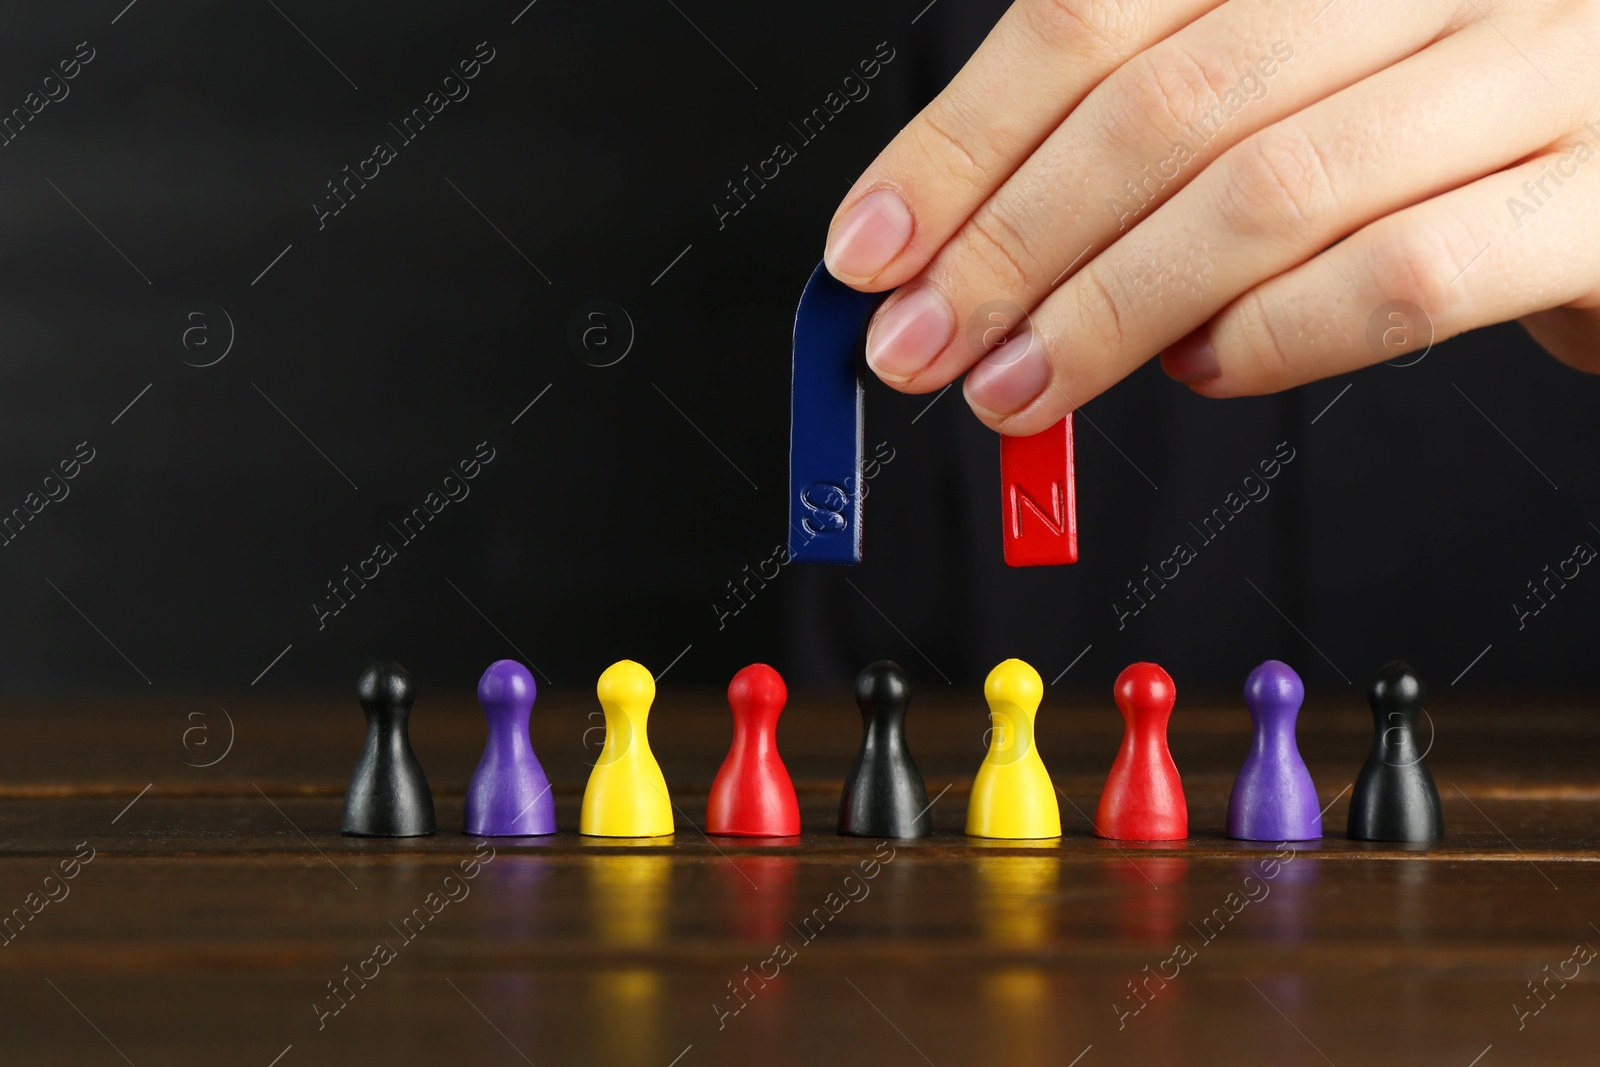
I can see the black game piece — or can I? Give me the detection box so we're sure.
[838,660,932,838]
[341,661,437,837]
[1347,661,1444,842]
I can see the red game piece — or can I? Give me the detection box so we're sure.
[707,664,801,837]
[1000,417,1077,567]
[1095,662,1187,841]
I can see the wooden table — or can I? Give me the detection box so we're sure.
[1,690,1595,1065]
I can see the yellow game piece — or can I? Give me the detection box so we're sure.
[966,658,1061,839]
[580,660,674,837]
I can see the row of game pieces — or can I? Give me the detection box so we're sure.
[341,656,1444,843]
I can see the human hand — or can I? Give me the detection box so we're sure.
[824,0,1600,434]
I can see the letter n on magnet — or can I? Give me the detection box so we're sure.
[1000,417,1078,567]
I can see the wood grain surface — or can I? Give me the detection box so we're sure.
[0,689,1595,1066]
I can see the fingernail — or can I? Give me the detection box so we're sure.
[1161,327,1219,383]
[964,328,1051,418]
[866,287,954,382]
[825,188,913,282]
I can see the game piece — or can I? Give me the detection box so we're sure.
[1000,417,1078,567]
[707,663,801,837]
[838,660,932,838]
[1348,660,1444,842]
[1096,662,1187,840]
[464,659,556,837]
[966,658,1061,839]
[1227,660,1321,841]
[580,659,675,837]
[788,259,885,564]
[341,661,436,837]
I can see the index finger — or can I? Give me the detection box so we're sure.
[823,0,1225,291]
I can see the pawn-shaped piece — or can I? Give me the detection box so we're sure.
[342,661,436,837]
[464,660,556,836]
[580,660,674,837]
[1348,660,1444,842]
[1096,662,1187,841]
[707,664,801,837]
[839,661,931,838]
[967,659,1061,839]
[1227,660,1321,841]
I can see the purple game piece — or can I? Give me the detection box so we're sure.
[1226,660,1322,841]
[464,660,556,836]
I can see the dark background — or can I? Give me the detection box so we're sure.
[0,0,1595,701]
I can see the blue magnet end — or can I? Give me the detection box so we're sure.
[788,260,886,565]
